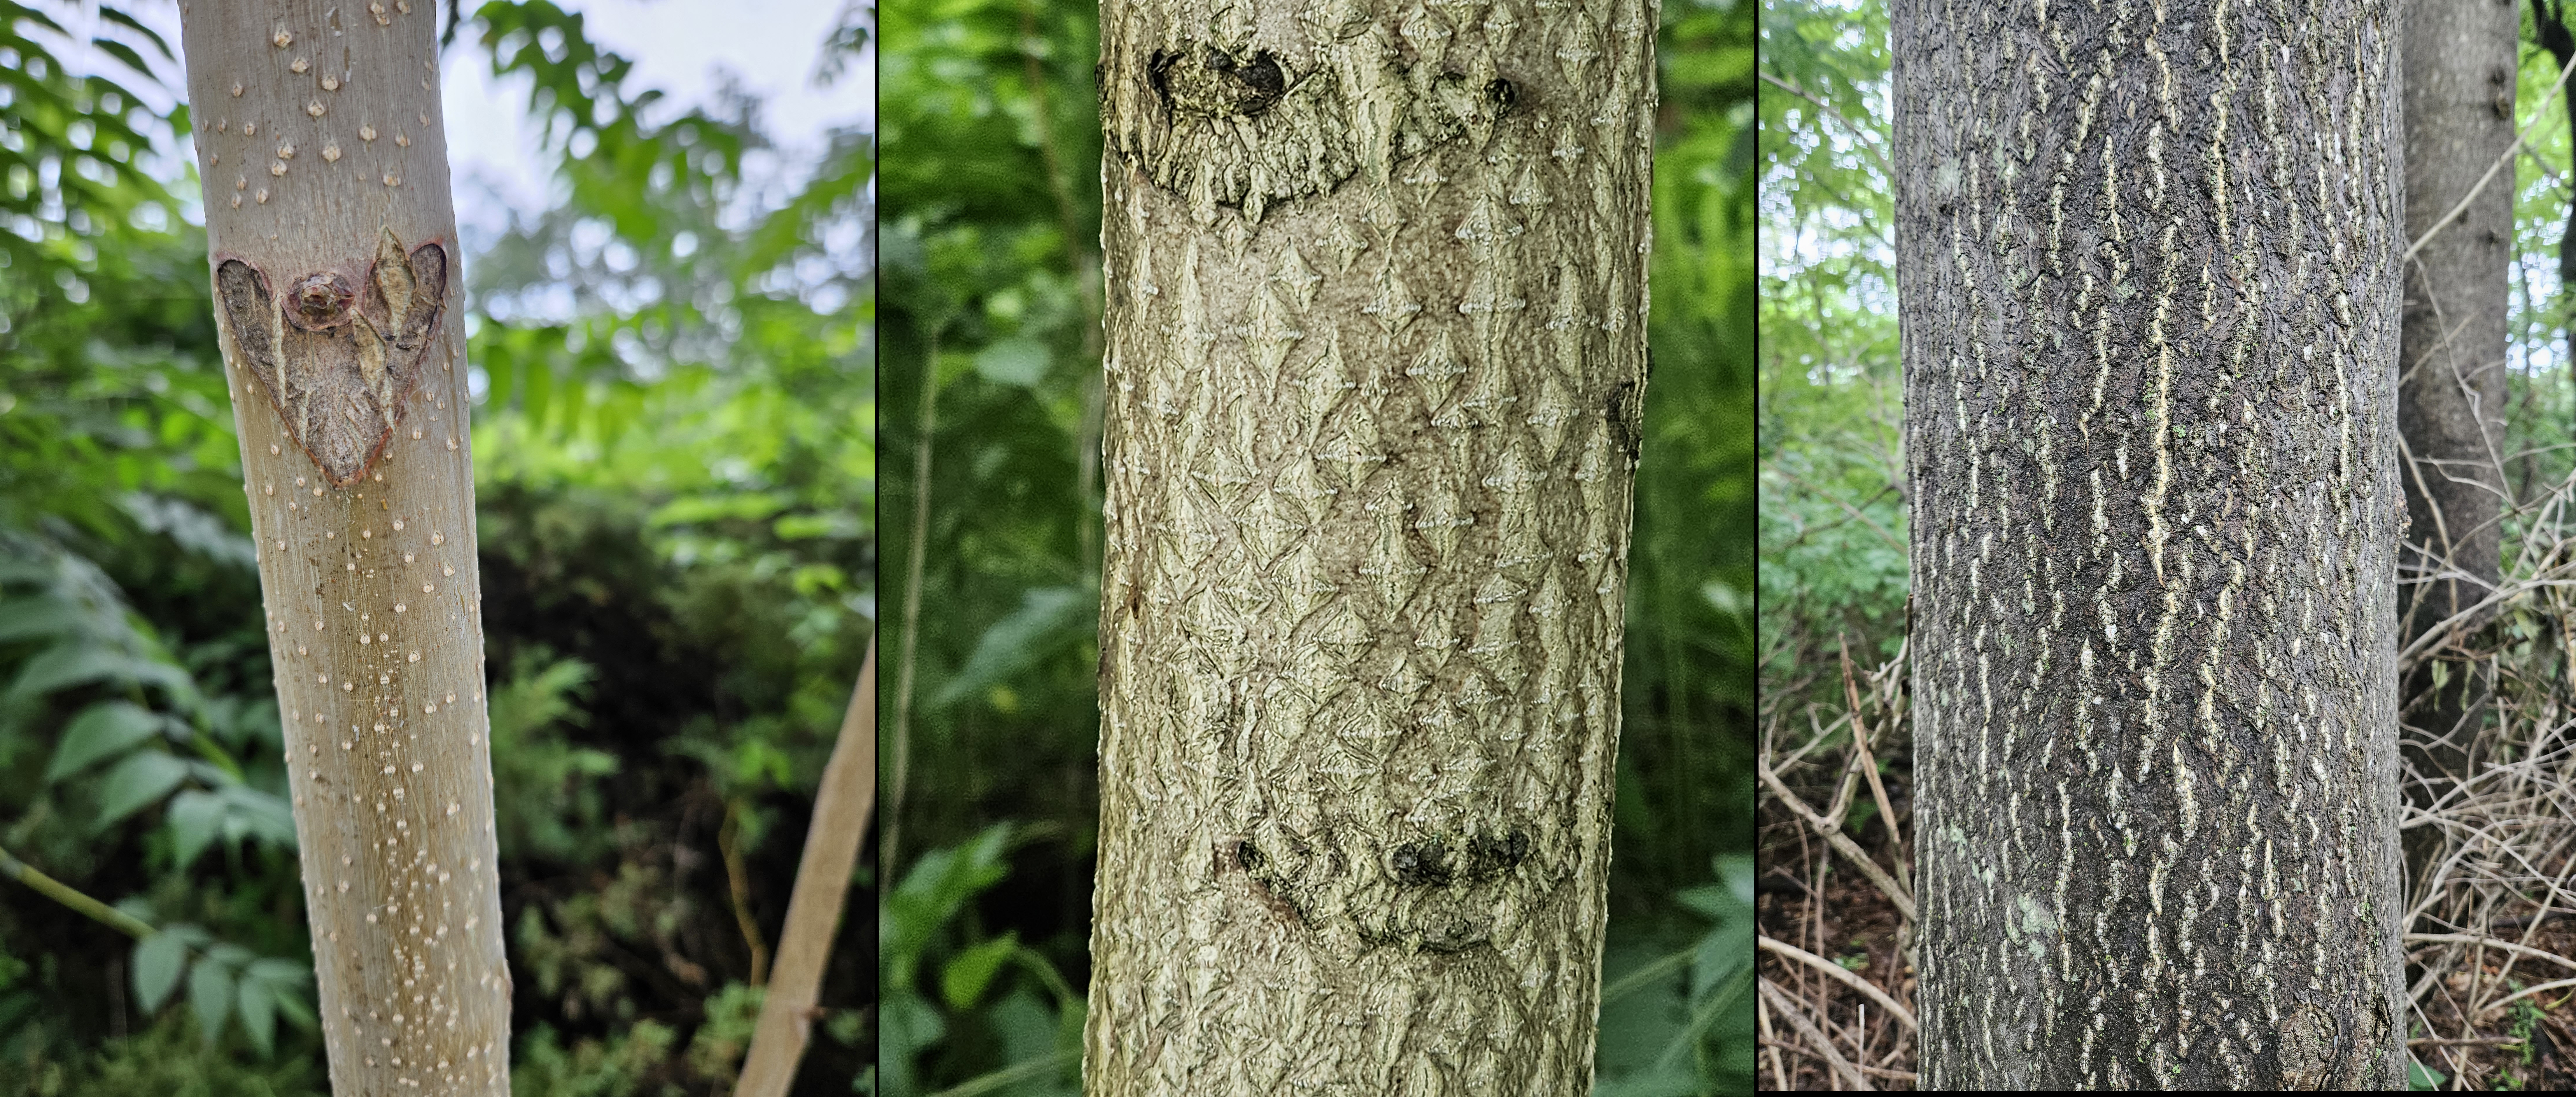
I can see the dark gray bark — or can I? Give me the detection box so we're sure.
[2398,0,2515,807]
[1894,0,2410,1087]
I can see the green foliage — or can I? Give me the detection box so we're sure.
[0,948,36,1062]
[44,701,162,782]
[0,1009,328,1097]
[0,5,320,1062]
[511,1018,680,1097]
[0,530,309,1059]
[878,826,1082,1097]
[1759,0,1906,714]
[485,650,619,864]
[930,586,1090,711]
[680,981,767,1089]
[1628,0,1759,937]
[2506,9,2576,542]
[2508,985,2544,1065]
[939,932,1018,1010]
[874,0,1111,1087]
[1597,855,1757,1096]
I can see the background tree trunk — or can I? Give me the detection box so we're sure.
[2398,0,2515,814]
[178,3,512,1091]
[1894,0,2409,1087]
[2532,0,2576,366]
[1081,0,1654,1088]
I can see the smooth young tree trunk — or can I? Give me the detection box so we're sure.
[1083,0,1654,1088]
[733,645,876,1097]
[2398,0,2514,799]
[1894,0,2409,1087]
[178,2,512,1091]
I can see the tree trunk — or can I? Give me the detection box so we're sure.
[2535,1,2576,365]
[2398,0,2514,811]
[178,3,513,1092]
[1082,0,1654,1088]
[733,644,876,1097]
[1894,1,2409,1088]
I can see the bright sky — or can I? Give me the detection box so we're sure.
[58,0,873,247]
[437,0,875,217]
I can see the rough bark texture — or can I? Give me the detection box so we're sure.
[1893,0,2410,1088]
[2397,0,2514,791]
[1082,0,1654,1088]
[178,1,512,1091]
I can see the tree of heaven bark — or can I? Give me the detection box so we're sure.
[178,1,513,1091]
[2397,0,2513,821]
[1081,0,1654,1088]
[1894,0,2410,1088]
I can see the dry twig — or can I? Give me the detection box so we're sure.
[1760,934,1918,1030]
[1760,974,1870,1091]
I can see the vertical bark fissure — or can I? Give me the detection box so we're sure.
[1083,0,1654,1088]
[2398,0,2514,834]
[178,1,512,1091]
[1895,0,2409,1087]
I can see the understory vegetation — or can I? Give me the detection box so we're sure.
[0,3,875,1093]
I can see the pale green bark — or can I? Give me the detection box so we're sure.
[1083,0,1656,1089]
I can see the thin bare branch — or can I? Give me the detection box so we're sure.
[1758,755,1919,922]
[1759,974,1871,1091]
[1759,934,1918,1030]
[734,644,878,1097]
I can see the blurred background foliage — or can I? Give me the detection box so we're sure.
[875,0,1754,1091]
[1756,0,1895,704]
[0,1,875,1093]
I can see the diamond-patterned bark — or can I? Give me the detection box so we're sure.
[1087,0,1652,1089]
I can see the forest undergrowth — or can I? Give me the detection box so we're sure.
[1757,457,2576,1090]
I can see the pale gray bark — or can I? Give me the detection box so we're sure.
[1894,0,2410,1087]
[1082,0,1654,1089]
[178,1,511,1091]
[2398,0,2514,798]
